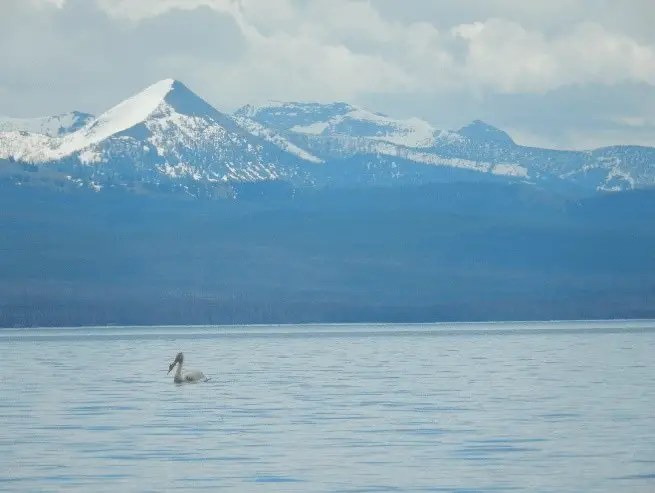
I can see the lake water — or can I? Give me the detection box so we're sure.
[1,320,654,492]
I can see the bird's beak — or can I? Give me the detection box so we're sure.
[167,362,175,374]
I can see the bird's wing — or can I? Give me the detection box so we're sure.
[184,370,206,381]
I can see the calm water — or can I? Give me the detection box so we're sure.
[1,321,654,492]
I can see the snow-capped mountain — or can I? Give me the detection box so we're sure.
[238,101,655,192]
[0,111,93,137]
[233,101,534,185]
[1,79,654,197]
[235,101,462,148]
[0,80,320,195]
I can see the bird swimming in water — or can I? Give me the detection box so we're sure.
[167,352,208,383]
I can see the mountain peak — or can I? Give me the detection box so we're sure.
[60,78,228,152]
[458,120,515,145]
[159,79,222,120]
[69,79,179,146]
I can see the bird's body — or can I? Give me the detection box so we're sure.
[168,352,208,383]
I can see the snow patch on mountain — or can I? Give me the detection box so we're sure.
[290,122,329,135]
[596,163,636,191]
[337,108,438,148]
[491,163,529,178]
[78,148,102,164]
[360,140,528,177]
[0,131,60,162]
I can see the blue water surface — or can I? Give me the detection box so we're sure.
[1,320,654,492]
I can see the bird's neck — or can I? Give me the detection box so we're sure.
[175,362,183,379]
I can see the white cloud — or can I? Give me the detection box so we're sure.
[1,0,655,148]
[27,0,67,8]
[93,0,655,97]
[451,19,655,93]
[96,0,232,21]
[156,37,415,107]
[97,0,422,104]
[612,116,655,128]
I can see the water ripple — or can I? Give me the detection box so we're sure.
[1,322,654,492]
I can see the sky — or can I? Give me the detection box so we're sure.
[1,0,654,150]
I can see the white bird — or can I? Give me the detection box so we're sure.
[167,352,208,383]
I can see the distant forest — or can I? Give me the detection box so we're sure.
[1,181,654,327]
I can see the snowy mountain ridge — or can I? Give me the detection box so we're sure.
[1,79,654,196]
[238,100,655,192]
[0,111,93,138]
[235,100,464,149]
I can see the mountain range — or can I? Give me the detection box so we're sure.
[2,78,655,327]
[1,78,653,198]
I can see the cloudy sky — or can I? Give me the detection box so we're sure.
[1,0,654,149]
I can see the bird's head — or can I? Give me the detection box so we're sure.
[167,352,184,374]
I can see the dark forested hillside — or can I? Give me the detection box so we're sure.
[1,182,654,327]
